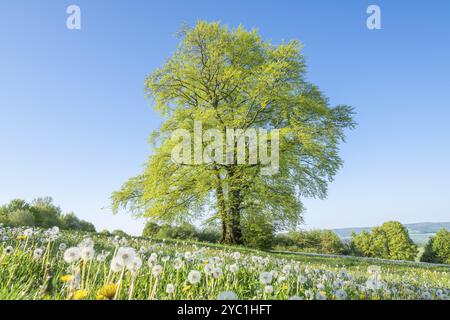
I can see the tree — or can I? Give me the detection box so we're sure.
[351,221,417,261]
[112,21,355,245]
[142,221,161,238]
[30,197,61,228]
[421,228,450,264]
[8,209,35,227]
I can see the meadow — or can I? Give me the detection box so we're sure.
[0,225,448,300]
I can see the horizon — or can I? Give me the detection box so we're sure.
[1,1,449,236]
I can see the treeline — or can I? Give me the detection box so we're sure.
[0,197,96,232]
[141,220,450,264]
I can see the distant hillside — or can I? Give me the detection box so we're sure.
[332,222,450,245]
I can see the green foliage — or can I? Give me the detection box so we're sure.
[351,221,418,261]
[0,198,96,232]
[112,21,355,245]
[421,228,450,264]
[142,221,161,238]
[112,229,129,238]
[275,229,345,254]
[241,214,275,250]
[8,209,36,227]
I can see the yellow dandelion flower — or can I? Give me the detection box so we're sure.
[17,235,27,240]
[60,274,74,282]
[73,289,88,300]
[96,284,118,300]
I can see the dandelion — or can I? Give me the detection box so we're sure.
[59,243,67,251]
[259,272,272,285]
[33,248,44,260]
[60,274,74,282]
[127,257,142,275]
[232,252,241,260]
[335,289,348,300]
[166,283,175,294]
[212,267,223,279]
[315,291,326,300]
[422,291,432,300]
[73,289,88,300]
[152,264,163,277]
[80,246,95,262]
[229,263,239,273]
[110,257,123,273]
[148,253,158,264]
[187,270,202,284]
[96,284,117,300]
[264,285,274,294]
[23,228,33,237]
[204,264,214,275]
[174,258,184,270]
[217,291,238,300]
[115,247,136,266]
[63,247,81,264]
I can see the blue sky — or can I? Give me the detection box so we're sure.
[0,1,449,235]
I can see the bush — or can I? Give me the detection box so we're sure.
[8,210,35,227]
[274,229,345,254]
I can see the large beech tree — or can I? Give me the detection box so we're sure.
[112,21,355,245]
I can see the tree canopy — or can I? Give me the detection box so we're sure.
[112,21,355,244]
[351,221,418,261]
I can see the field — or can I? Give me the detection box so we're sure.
[0,225,449,300]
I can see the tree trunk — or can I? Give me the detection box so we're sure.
[221,170,244,245]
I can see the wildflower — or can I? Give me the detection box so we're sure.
[162,255,170,262]
[148,253,158,264]
[110,257,123,272]
[259,272,272,285]
[96,251,109,262]
[229,263,239,273]
[204,264,214,275]
[232,252,241,260]
[80,246,95,262]
[212,267,223,279]
[60,274,74,282]
[115,247,136,266]
[33,248,44,260]
[63,247,81,264]
[315,292,327,300]
[127,257,142,275]
[166,283,175,294]
[174,258,184,270]
[335,289,348,300]
[96,284,117,300]
[217,291,238,300]
[4,246,14,255]
[152,264,163,277]
[187,270,201,284]
[264,285,274,294]
[23,228,33,237]
[73,289,88,300]
[59,243,67,251]
[422,291,432,300]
